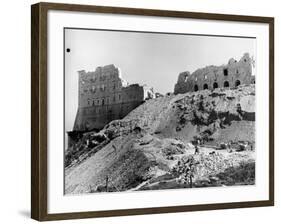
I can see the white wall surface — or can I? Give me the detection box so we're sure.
[0,0,280,223]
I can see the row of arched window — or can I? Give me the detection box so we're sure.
[91,72,118,82]
[194,80,241,92]
[86,93,125,106]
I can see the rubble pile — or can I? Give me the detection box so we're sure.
[65,84,256,194]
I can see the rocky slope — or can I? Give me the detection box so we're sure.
[65,84,255,194]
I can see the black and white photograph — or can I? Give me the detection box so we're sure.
[64,28,256,195]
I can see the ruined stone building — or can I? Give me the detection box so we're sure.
[72,64,155,132]
[174,53,255,94]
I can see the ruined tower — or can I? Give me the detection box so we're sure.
[72,64,155,132]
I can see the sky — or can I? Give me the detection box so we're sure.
[65,28,256,132]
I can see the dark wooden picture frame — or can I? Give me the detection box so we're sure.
[31,2,274,221]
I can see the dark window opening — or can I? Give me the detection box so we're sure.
[223,69,228,76]
[235,80,241,87]
[102,99,105,105]
[213,82,218,89]
[194,85,199,92]
[203,84,208,90]
[224,81,230,87]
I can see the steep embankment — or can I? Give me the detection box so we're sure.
[65,85,255,194]
[103,84,255,144]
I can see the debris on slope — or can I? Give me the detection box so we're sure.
[102,84,255,144]
[65,84,255,194]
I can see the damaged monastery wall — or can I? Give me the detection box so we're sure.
[174,53,255,94]
[73,64,153,131]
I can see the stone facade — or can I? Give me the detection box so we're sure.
[72,64,155,132]
[174,53,255,94]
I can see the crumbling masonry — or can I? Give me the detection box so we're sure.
[174,53,255,94]
[72,64,155,132]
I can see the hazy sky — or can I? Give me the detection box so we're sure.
[65,28,255,131]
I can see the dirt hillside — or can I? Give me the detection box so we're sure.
[65,84,255,194]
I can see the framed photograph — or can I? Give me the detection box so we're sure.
[31,2,274,221]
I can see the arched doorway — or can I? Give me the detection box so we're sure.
[194,85,198,92]
[213,82,218,89]
[235,80,241,87]
[203,84,208,90]
[224,81,229,87]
